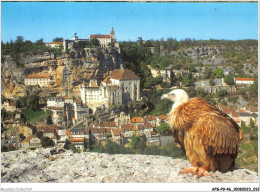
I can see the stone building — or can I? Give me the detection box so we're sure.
[80,69,140,106]
[24,74,50,87]
[89,27,115,47]
[21,135,42,149]
[63,27,116,51]
[45,42,63,48]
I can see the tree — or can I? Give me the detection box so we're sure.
[27,95,40,111]
[214,68,223,78]
[249,79,258,97]
[15,36,24,43]
[209,78,215,86]
[41,137,54,148]
[156,123,172,135]
[90,38,100,47]
[52,37,63,42]
[224,74,235,85]
[250,118,255,128]
[129,135,140,150]
[217,89,228,97]
[64,139,70,150]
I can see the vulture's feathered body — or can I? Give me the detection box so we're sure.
[161,89,243,178]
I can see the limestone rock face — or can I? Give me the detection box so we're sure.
[1,48,122,98]
[1,148,258,183]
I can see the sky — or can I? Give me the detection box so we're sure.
[1,2,258,43]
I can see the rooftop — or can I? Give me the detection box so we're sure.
[111,69,140,80]
[235,78,254,81]
[90,35,110,39]
[25,74,49,79]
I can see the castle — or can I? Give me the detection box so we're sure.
[80,68,141,107]
[59,27,116,51]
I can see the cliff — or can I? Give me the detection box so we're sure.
[1,47,122,98]
[1,148,258,183]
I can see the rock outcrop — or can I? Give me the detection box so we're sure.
[1,148,258,183]
[1,47,122,98]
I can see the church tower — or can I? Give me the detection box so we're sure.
[110,27,115,42]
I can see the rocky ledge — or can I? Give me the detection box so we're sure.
[1,148,258,183]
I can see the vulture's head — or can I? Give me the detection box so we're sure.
[161,89,189,105]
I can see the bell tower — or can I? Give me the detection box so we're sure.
[110,27,115,42]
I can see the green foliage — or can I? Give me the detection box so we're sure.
[224,74,235,85]
[129,135,141,150]
[214,68,224,78]
[104,140,131,154]
[181,73,194,87]
[27,95,40,111]
[150,89,172,116]
[249,79,258,97]
[217,89,228,97]
[143,145,161,155]
[241,121,251,134]
[204,68,214,79]
[209,78,215,86]
[1,123,7,134]
[1,145,16,152]
[52,37,63,42]
[156,123,172,136]
[41,137,54,148]
[90,38,100,47]
[160,141,186,159]
[159,57,171,69]
[69,143,79,153]
[21,109,51,123]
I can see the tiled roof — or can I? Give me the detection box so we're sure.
[231,111,240,118]
[132,126,138,131]
[25,74,49,79]
[156,115,168,120]
[111,128,121,136]
[90,35,110,39]
[120,124,133,131]
[111,69,140,80]
[38,124,58,133]
[100,121,116,127]
[143,115,155,121]
[144,122,154,129]
[9,102,16,106]
[45,42,63,44]
[71,138,84,142]
[131,117,143,123]
[235,78,254,81]
[110,27,115,34]
[102,76,111,84]
[22,135,37,143]
[250,107,258,113]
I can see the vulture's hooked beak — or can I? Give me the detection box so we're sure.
[161,94,169,100]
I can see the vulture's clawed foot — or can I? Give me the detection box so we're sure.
[180,166,199,175]
[197,167,211,179]
[180,166,211,179]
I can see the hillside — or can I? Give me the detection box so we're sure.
[1,148,258,183]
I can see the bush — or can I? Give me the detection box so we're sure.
[160,141,186,159]
[156,123,172,136]
[41,137,54,148]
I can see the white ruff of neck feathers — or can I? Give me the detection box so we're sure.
[168,93,189,128]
